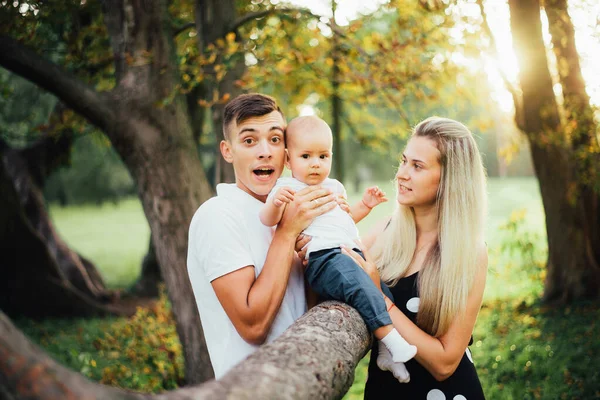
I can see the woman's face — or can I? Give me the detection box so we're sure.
[396,136,442,208]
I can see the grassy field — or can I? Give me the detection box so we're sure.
[15,177,600,399]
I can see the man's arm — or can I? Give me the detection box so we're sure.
[211,186,337,345]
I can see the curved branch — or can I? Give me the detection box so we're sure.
[174,7,318,39]
[228,7,319,33]
[0,35,114,132]
[0,301,370,399]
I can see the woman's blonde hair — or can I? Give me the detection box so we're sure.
[370,116,487,337]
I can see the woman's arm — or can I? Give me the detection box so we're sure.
[384,248,487,381]
[343,244,488,381]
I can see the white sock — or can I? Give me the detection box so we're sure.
[380,329,417,363]
[376,341,411,383]
[376,340,393,371]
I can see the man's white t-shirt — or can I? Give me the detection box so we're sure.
[187,184,306,379]
[268,177,359,256]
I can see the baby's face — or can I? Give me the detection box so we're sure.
[286,127,333,185]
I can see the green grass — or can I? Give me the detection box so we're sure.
[49,198,150,289]
[15,177,599,398]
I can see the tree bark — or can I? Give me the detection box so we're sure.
[508,0,600,302]
[0,301,369,399]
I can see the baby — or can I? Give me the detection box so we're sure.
[259,115,416,382]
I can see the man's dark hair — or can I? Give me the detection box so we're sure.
[223,93,285,140]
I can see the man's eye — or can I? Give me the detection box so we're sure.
[271,136,281,143]
[244,138,254,145]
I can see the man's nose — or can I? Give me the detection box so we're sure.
[257,140,272,159]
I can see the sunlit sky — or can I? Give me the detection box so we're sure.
[282,0,600,112]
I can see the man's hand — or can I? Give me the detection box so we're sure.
[362,186,388,209]
[274,187,295,207]
[336,194,351,214]
[277,185,337,238]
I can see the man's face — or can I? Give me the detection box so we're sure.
[286,127,333,186]
[220,111,286,202]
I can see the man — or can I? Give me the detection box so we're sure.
[187,93,337,379]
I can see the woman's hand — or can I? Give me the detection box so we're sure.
[295,234,311,266]
[340,243,382,291]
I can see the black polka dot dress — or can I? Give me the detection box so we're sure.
[364,272,485,400]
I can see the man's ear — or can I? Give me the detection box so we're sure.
[284,149,291,169]
[220,140,233,164]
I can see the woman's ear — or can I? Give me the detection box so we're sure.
[220,140,233,163]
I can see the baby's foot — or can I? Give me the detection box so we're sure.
[389,361,411,383]
[376,341,393,371]
[376,342,410,383]
[381,330,417,363]
[390,343,417,363]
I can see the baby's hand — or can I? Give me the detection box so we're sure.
[274,187,295,207]
[362,186,388,209]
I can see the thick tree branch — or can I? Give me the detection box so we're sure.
[0,35,114,132]
[0,301,369,399]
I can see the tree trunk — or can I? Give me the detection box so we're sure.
[0,138,139,318]
[196,0,242,185]
[544,0,600,283]
[508,0,600,302]
[129,234,162,298]
[101,0,215,383]
[331,1,344,183]
[0,301,369,399]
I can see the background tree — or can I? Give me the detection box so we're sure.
[480,0,600,303]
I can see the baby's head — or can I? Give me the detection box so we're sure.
[285,116,333,185]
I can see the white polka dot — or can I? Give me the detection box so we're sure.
[454,396,467,400]
[465,348,473,363]
[427,389,446,400]
[406,297,420,313]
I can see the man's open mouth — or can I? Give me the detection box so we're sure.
[253,167,274,176]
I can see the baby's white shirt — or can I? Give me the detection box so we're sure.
[268,177,360,256]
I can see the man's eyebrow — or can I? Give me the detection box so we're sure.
[238,126,284,135]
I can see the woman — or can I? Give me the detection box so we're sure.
[343,117,488,399]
